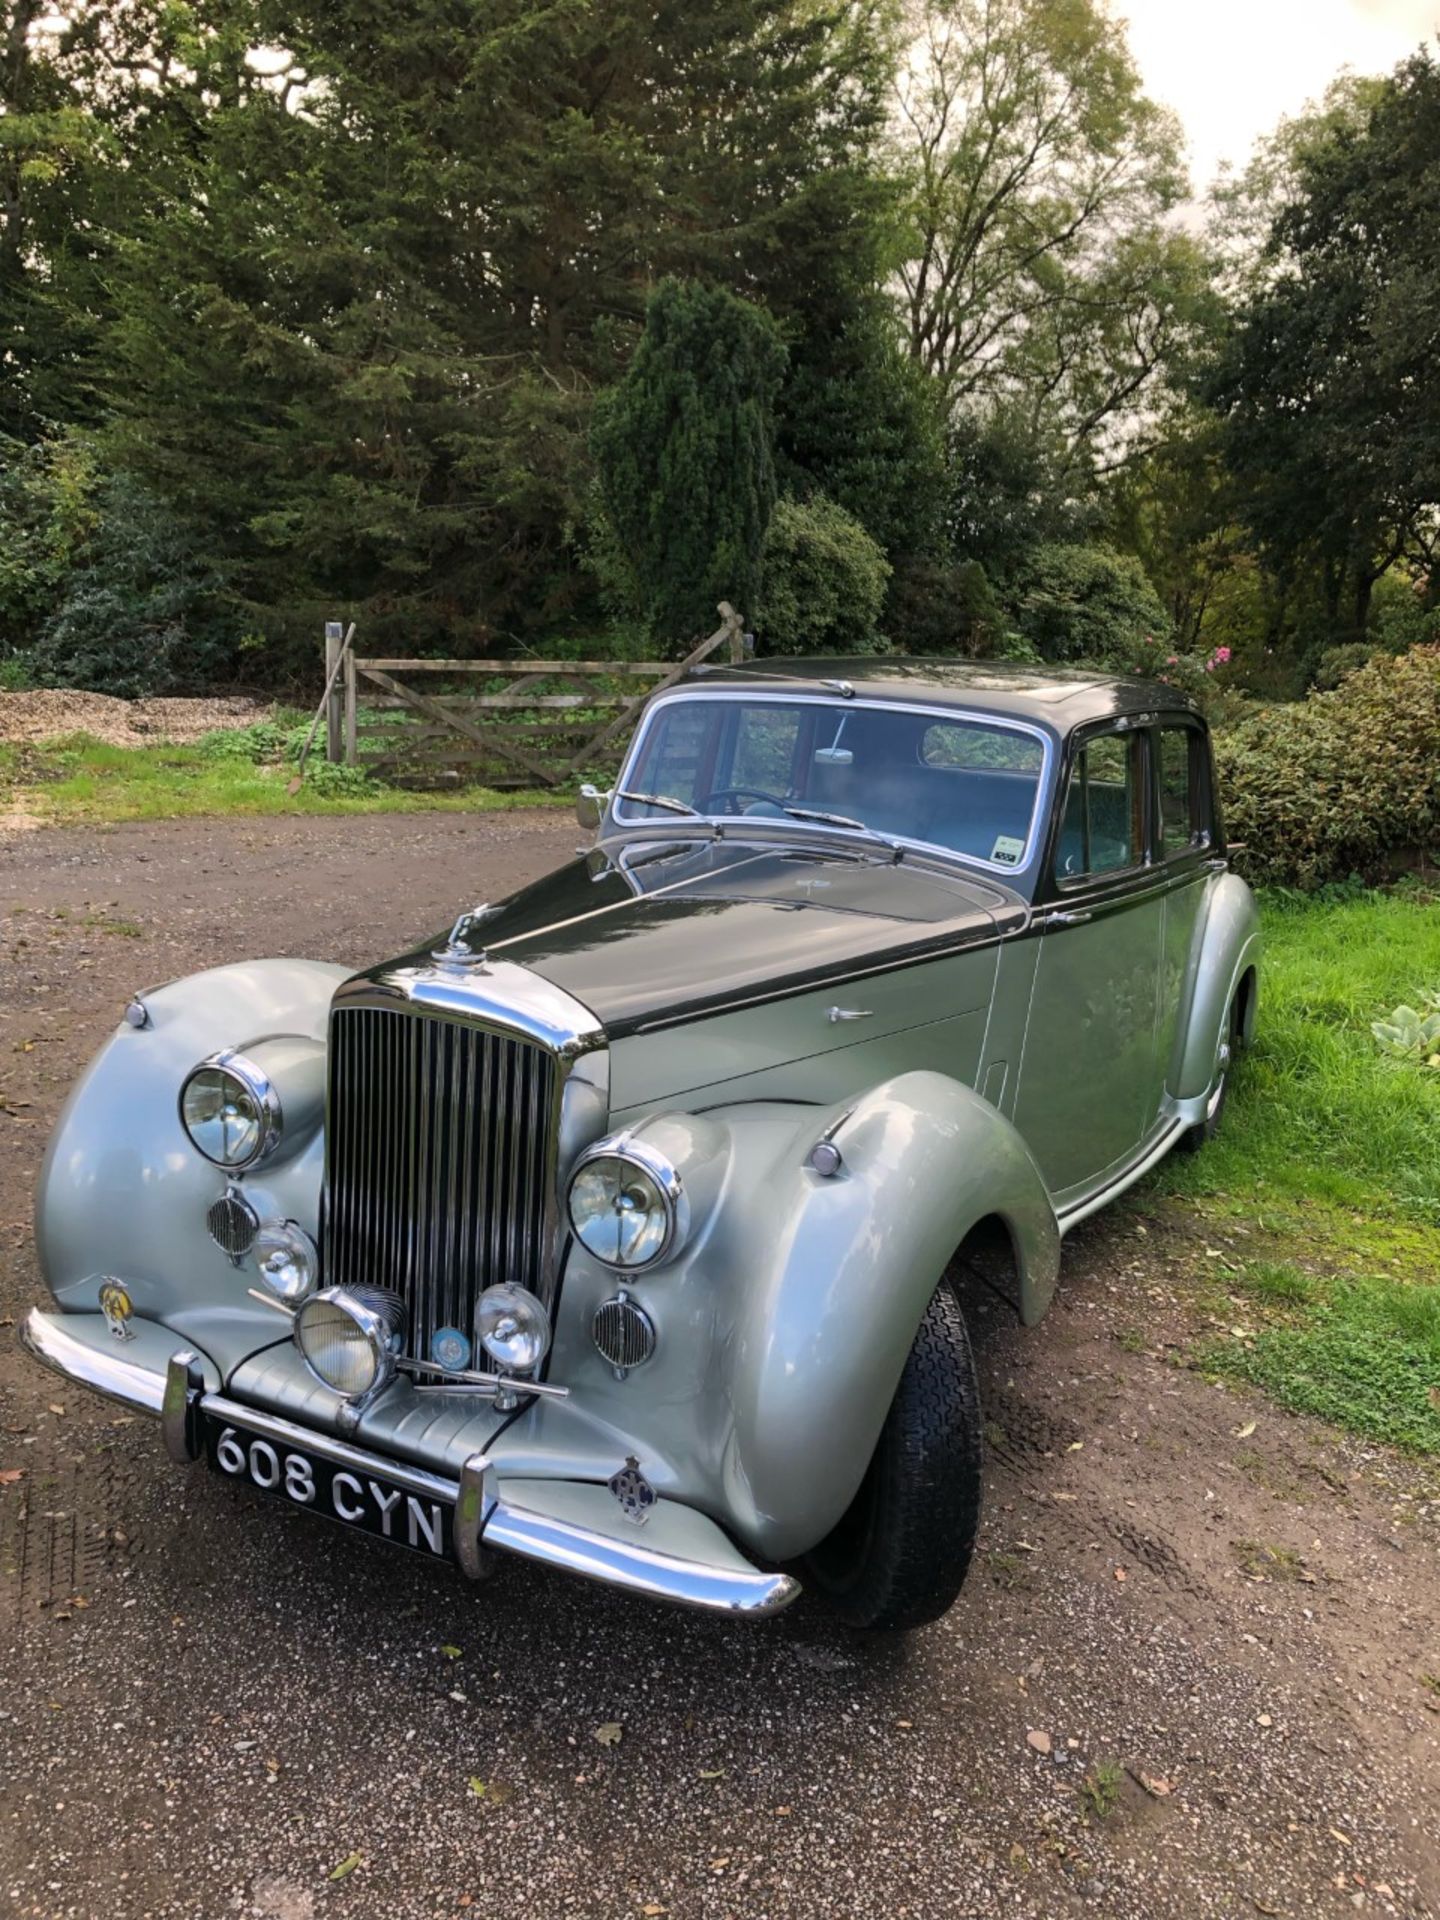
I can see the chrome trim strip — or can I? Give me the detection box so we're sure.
[609,689,1055,881]
[482,1498,802,1616]
[21,1307,167,1415]
[1054,1116,1188,1234]
[333,957,604,1056]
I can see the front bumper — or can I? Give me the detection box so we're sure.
[22,1308,799,1618]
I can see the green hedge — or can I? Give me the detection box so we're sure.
[1217,646,1440,887]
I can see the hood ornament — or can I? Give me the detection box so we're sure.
[431,906,493,970]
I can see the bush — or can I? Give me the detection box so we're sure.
[1010,542,1170,664]
[0,434,98,659]
[752,493,890,655]
[27,474,240,698]
[1216,646,1440,888]
[882,558,1017,657]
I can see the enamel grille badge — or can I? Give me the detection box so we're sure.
[431,1326,472,1374]
[608,1455,657,1526]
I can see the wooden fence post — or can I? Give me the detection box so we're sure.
[343,644,358,766]
[324,621,345,763]
[717,601,745,664]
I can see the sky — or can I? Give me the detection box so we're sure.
[1120,0,1440,191]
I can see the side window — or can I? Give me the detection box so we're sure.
[1056,733,1142,880]
[1158,727,1196,856]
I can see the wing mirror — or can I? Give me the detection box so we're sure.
[576,783,610,831]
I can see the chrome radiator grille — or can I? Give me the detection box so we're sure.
[325,1006,559,1359]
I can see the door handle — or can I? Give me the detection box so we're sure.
[827,1006,874,1023]
[1045,909,1093,928]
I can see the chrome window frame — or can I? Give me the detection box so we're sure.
[610,690,1055,881]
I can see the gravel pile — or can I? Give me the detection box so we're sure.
[0,689,274,746]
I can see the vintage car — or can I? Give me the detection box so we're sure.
[23,659,1258,1629]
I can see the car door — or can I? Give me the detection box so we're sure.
[1011,722,1165,1198]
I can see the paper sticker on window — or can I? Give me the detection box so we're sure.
[990,834,1025,866]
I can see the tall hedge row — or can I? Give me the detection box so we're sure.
[1217,647,1440,888]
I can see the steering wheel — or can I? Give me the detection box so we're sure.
[701,785,790,816]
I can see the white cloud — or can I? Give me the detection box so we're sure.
[1116,0,1439,191]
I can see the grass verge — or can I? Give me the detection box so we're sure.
[1142,886,1440,1452]
[0,732,567,824]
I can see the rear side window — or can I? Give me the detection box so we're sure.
[1158,726,1197,856]
[1056,733,1143,879]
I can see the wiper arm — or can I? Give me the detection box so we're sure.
[779,804,904,861]
[781,804,868,831]
[615,789,702,818]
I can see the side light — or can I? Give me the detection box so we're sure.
[253,1221,319,1304]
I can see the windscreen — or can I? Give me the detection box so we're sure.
[616,697,1045,870]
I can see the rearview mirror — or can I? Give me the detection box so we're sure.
[576,783,609,831]
[813,747,854,767]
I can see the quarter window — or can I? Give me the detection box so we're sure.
[1158,727,1196,856]
[1057,734,1143,879]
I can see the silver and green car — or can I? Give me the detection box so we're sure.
[23,660,1258,1629]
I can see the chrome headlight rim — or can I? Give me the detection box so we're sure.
[178,1049,282,1170]
[566,1136,689,1271]
[293,1285,403,1401]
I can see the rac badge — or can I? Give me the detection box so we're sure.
[608,1455,657,1526]
[98,1279,135,1342]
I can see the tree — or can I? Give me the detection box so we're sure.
[1204,50,1440,650]
[889,0,1193,470]
[591,279,787,646]
[83,0,899,666]
[753,492,891,653]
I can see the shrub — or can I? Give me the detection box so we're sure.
[1009,542,1170,664]
[752,493,890,655]
[1216,645,1440,888]
[27,474,240,698]
[0,433,98,659]
[882,558,1016,657]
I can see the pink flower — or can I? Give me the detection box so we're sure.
[1204,660,1214,672]
[1143,635,1154,645]
[1166,656,1178,666]
[1213,646,1232,664]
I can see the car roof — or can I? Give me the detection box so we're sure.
[679,656,1200,734]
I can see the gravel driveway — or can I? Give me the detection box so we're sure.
[1,813,1436,1920]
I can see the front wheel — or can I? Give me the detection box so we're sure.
[803,1280,983,1631]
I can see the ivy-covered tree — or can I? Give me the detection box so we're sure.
[591,279,787,646]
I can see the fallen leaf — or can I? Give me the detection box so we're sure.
[327,1852,362,1882]
[594,1721,623,1747]
[709,1857,730,1872]
[448,1690,468,1704]
[47,1404,64,1417]
[1257,1713,1273,1729]
[1233,1421,1257,1439]
[698,1767,726,1780]
[642,1906,669,1916]
[440,1644,462,1660]
[1138,1772,1174,1797]
[775,1806,792,1816]
[1253,1900,1280,1916]
[1329,1828,1352,1848]
[1026,1730,1052,1755]
[0,1469,24,1485]
[469,1777,487,1798]
[1114,1566,1128,1582]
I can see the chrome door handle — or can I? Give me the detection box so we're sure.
[827,1006,874,1023]
[1045,909,1092,928]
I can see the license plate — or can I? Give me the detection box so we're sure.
[203,1413,453,1560]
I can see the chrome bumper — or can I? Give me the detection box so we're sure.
[22,1309,799,1618]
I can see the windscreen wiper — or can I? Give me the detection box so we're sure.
[780,805,904,861]
[615,789,702,818]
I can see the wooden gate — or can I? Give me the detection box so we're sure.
[327,605,746,789]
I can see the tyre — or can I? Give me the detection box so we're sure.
[1176,992,1241,1154]
[803,1278,983,1631]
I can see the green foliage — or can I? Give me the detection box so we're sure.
[752,494,890,655]
[1216,646,1440,888]
[26,474,239,698]
[0,434,99,656]
[883,557,1017,657]
[591,280,787,647]
[1205,50,1440,654]
[1201,1274,1440,1454]
[1009,542,1170,664]
[1372,992,1440,1071]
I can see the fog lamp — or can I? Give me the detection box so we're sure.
[475,1284,551,1374]
[253,1221,319,1304]
[293,1287,405,1399]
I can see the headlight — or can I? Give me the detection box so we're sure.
[567,1140,687,1269]
[294,1287,405,1399]
[475,1284,551,1373]
[253,1221,319,1304]
[179,1051,280,1169]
